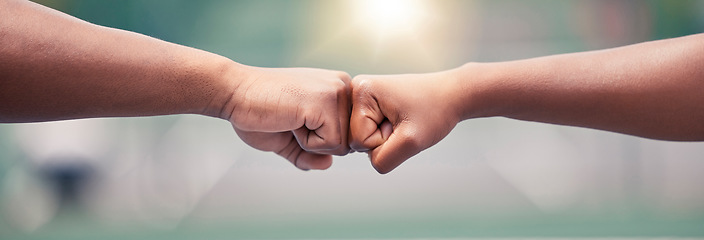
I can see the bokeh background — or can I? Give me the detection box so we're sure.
[1,0,704,239]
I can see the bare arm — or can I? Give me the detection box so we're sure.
[350,34,704,174]
[0,0,236,121]
[0,0,351,170]
[462,33,704,141]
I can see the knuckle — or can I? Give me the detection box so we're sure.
[351,77,377,97]
[335,84,350,100]
[336,71,351,81]
[371,159,392,174]
[351,75,371,87]
[331,79,347,92]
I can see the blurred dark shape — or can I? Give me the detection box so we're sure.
[38,158,96,210]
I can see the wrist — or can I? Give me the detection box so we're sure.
[451,62,499,120]
[196,56,248,120]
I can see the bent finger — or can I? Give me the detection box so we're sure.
[274,131,333,170]
[236,128,332,170]
[349,78,386,152]
[368,124,423,174]
[292,86,350,154]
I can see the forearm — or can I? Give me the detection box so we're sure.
[0,0,239,122]
[457,34,704,141]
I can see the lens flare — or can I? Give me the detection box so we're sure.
[353,0,430,39]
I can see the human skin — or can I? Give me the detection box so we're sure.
[350,33,704,174]
[0,0,351,170]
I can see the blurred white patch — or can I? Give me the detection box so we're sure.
[485,124,588,213]
[14,119,111,165]
[639,140,704,217]
[1,166,57,232]
[87,115,243,229]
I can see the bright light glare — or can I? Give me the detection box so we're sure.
[353,0,430,37]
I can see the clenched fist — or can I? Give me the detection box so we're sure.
[349,70,465,174]
[222,66,352,170]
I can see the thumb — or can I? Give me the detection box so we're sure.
[368,123,422,174]
[349,80,391,152]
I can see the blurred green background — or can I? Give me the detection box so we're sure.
[1,0,704,239]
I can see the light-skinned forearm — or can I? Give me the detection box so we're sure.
[456,34,704,141]
[0,0,239,122]
[0,0,352,169]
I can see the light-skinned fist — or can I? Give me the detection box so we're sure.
[222,66,352,170]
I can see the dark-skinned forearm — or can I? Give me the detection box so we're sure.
[457,34,704,141]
